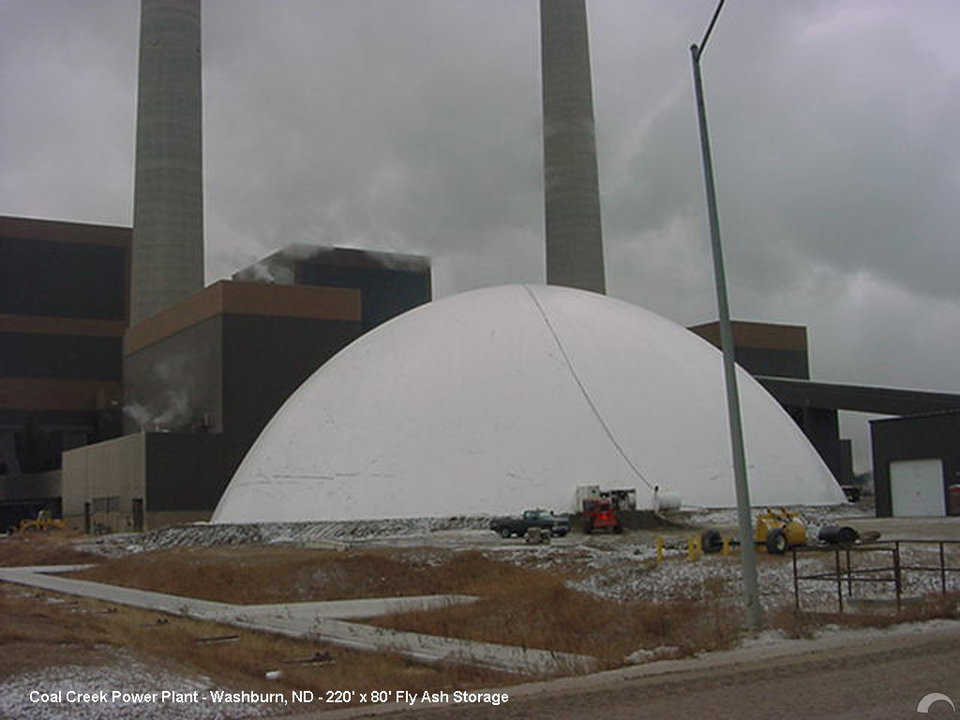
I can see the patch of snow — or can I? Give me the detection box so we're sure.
[625,645,681,664]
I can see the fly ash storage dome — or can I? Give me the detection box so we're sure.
[212,284,845,523]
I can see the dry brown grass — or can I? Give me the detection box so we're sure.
[0,530,98,567]
[769,591,960,639]
[0,582,517,702]
[56,544,746,666]
[15,537,958,683]
[368,567,742,666]
[68,547,535,604]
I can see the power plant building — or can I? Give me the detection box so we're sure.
[0,216,128,527]
[59,246,431,530]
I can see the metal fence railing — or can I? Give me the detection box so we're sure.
[791,539,960,613]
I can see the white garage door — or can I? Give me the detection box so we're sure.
[890,459,945,517]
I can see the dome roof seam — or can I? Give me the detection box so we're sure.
[523,285,655,491]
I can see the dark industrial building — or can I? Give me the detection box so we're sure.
[1,215,431,530]
[61,244,431,530]
[233,244,432,332]
[0,216,129,527]
[871,410,960,517]
[689,320,960,508]
[688,320,810,380]
[117,280,362,520]
[689,320,852,485]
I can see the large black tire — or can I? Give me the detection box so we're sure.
[701,529,724,554]
[766,528,788,555]
[838,526,859,544]
[818,525,861,545]
[613,524,624,534]
[500,527,511,539]
[584,522,593,535]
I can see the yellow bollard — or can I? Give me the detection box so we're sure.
[722,536,732,555]
[687,535,702,561]
[655,536,664,563]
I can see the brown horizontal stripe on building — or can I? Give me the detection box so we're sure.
[124,281,362,356]
[0,378,122,411]
[0,216,131,248]
[688,320,808,353]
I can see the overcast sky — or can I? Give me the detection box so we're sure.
[2,1,958,472]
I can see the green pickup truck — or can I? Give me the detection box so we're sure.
[489,509,570,539]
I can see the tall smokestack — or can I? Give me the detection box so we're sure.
[131,0,204,323]
[540,0,605,294]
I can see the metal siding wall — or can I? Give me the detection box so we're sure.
[733,347,809,380]
[871,413,960,518]
[220,314,362,482]
[61,434,145,519]
[802,407,843,483]
[122,315,223,434]
[296,265,430,330]
[839,438,854,486]
[145,433,223,511]
[1,333,121,380]
[0,237,127,320]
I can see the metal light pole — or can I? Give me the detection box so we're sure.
[690,0,762,630]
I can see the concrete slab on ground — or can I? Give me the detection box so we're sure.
[843,516,960,540]
[0,565,593,675]
[240,595,477,620]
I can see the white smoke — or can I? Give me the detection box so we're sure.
[246,260,278,284]
[122,403,153,431]
[123,354,201,432]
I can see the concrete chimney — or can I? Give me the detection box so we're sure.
[131,0,204,324]
[540,0,605,294]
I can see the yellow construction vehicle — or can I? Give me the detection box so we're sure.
[701,507,807,556]
[753,507,806,554]
[16,510,66,533]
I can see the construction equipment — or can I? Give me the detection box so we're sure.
[583,498,622,534]
[753,507,806,554]
[702,509,870,557]
[701,507,805,555]
[15,510,66,533]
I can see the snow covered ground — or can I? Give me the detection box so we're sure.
[72,504,958,614]
[6,503,958,720]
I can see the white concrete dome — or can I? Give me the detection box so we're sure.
[213,284,845,523]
